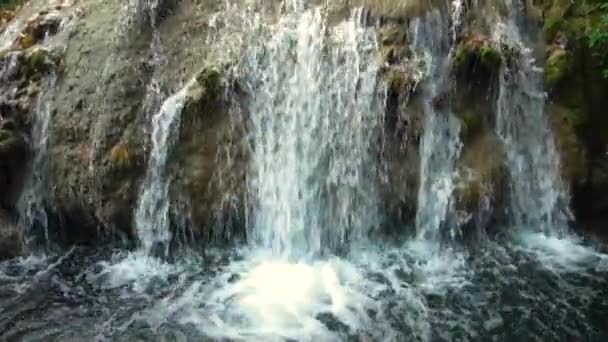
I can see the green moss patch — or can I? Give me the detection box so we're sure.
[453,37,503,75]
[0,0,26,11]
[545,48,573,88]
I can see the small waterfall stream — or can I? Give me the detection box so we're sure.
[133,84,190,256]
[413,8,463,243]
[242,6,383,257]
[493,7,572,236]
[130,0,178,256]
[17,71,57,253]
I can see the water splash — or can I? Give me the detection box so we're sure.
[514,231,608,273]
[241,7,383,256]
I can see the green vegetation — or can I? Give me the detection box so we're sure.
[453,38,503,75]
[544,0,608,78]
[545,48,572,88]
[24,48,52,77]
[459,109,484,143]
[196,67,223,96]
[585,1,608,77]
[0,0,25,11]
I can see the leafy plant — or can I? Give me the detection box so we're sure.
[585,0,608,77]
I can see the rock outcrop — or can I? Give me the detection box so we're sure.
[542,0,608,232]
[1,0,608,258]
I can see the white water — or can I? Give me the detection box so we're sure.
[413,9,463,242]
[515,231,608,272]
[493,8,572,236]
[0,18,23,51]
[241,6,383,257]
[134,81,193,256]
[90,243,474,341]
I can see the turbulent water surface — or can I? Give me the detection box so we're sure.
[0,234,607,341]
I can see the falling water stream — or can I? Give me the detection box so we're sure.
[243,6,383,257]
[493,8,572,237]
[1,1,608,341]
[16,71,57,253]
[134,81,192,256]
[413,9,463,243]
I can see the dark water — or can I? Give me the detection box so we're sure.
[1,231,607,342]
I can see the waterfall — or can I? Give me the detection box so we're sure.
[0,18,23,51]
[241,6,383,257]
[134,81,192,256]
[493,9,572,236]
[412,10,463,242]
[2,2,605,342]
[17,71,58,253]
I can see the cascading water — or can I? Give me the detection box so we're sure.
[16,71,57,252]
[242,6,383,257]
[493,7,572,236]
[134,80,194,256]
[0,18,23,51]
[127,0,177,256]
[2,1,608,341]
[413,9,463,242]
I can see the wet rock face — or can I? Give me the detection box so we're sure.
[0,1,77,258]
[0,0,606,253]
[0,49,62,218]
[0,209,21,260]
[46,0,244,243]
[541,0,608,229]
[0,119,29,211]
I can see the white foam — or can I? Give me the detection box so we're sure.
[168,253,374,341]
[120,243,475,341]
[89,252,178,293]
[406,240,471,291]
[516,231,608,272]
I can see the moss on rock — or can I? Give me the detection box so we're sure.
[25,48,51,75]
[453,36,503,73]
[196,67,223,97]
[109,143,133,170]
[545,47,572,88]
[459,108,485,143]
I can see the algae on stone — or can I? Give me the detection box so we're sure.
[545,48,572,88]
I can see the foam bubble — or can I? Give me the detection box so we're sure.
[89,252,179,293]
[515,231,608,272]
